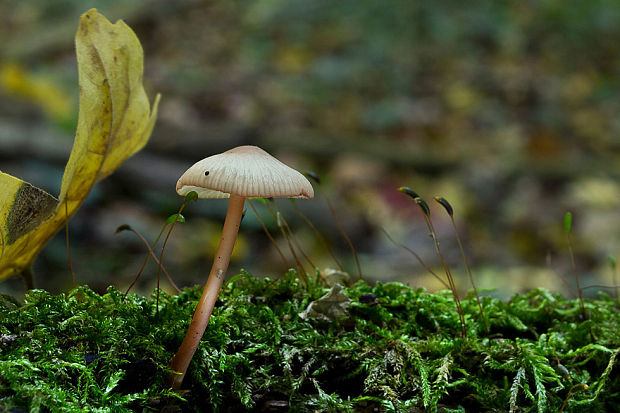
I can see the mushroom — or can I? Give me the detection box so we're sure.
[168,145,314,389]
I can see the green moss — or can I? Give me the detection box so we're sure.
[0,270,619,412]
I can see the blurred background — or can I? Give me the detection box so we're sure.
[1,0,620,299]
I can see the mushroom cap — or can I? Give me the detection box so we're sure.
[176,145,314,199]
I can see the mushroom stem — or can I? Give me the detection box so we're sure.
[168,194,246,390]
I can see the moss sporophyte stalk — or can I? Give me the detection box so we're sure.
[1,271,619,411]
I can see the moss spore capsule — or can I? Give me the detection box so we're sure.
[434,196,454,216]
[397,186,419,199]
[414,197,430,216]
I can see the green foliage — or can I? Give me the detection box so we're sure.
[564,212,573,233]
[0,286,181,411]
[1,272,619,411]
[166,214,185,224]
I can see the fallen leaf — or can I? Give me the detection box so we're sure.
[0,9,160,281]
[299,284,351,322]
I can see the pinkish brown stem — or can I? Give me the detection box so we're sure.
[168,194,245,389]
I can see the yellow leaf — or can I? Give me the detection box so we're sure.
[0,62,74,122]
[0,9,160,281]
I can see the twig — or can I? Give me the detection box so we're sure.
[305,171,362,280]
[21,266,34,290]
[247,200,290,268]
[324,195,362,280]
[565,212,586,319]
[117,225,181,294]
[435,196,488,336]
[381,227,449,289]
[264,199,307,278]
[270,200,316,270]
[291,199,343,271]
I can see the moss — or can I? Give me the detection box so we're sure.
[0,270,619,412]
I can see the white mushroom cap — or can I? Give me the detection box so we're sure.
[176,145,314,199]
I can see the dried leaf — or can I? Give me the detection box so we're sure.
[0,9,159,281]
